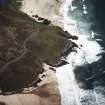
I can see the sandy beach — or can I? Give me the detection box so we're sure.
[21,0,63,25]
[0,64,61,105]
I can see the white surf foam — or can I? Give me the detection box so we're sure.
[56,0,105,105]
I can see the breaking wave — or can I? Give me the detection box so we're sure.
[56,0,105,105]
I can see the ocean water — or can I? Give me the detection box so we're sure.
[56,0,105,105]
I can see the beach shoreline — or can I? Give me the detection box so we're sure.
[20,0,65,26]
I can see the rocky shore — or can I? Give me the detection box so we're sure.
[0,0,79,105]
[21,0,61,23]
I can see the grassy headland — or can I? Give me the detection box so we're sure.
[0,0,69,92]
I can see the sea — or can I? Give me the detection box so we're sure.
[56,0,105,105]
